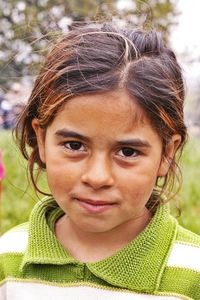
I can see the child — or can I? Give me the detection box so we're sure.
[0,22,200,299]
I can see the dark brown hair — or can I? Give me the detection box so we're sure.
[15,23,187,206]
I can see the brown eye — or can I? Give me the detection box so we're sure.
[64,141,85,151]
[122,148,135,156]
[118,147,139,157]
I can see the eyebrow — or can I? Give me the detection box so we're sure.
[55,129,151,148]
[116,139,151,148]
[55,129,90,142]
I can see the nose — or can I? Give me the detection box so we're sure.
[81,154,114,189]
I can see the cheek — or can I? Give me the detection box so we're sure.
[118,170,158,202]
[45,160,81,195]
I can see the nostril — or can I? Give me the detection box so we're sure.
[81,171,114,189]
[80,156,114,189]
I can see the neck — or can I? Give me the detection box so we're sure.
[55,209,152,263]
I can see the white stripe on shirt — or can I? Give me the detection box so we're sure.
[0,230,28,254]
[0,281,185,300]
[167,242,200,272]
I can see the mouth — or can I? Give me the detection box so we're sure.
[75,198,117,214]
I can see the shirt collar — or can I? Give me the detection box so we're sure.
[21,197,177,292]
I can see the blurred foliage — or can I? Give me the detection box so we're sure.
[0,130,49,233]
[0,0,179,87]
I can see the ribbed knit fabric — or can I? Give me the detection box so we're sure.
[0,197,200,299]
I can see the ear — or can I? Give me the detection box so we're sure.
[32,118,46,164]
[158,134,182,177]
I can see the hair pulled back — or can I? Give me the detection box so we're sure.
[15,23,187,206]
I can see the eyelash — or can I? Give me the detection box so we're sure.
[62,141,141,158]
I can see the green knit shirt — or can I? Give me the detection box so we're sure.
[0,197,200,299]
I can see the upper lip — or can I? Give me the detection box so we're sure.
[75,197,116,206]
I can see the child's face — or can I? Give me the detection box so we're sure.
[33,90,179,234]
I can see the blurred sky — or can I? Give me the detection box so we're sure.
[171,0,200,58]
[170,0,200,89]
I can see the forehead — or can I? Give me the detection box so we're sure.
[53,90,148,131]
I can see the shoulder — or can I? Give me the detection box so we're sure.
[166,224,200,273]
[176,224,200,246]
[159,224,200,298]
[0,223,29,293]
[0,223,29,256]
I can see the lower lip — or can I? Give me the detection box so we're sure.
[76,199,115,214]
